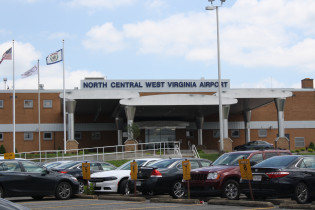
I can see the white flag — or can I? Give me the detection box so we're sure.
[46,49,63,65]
[21,65,38,78]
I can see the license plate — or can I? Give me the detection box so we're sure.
[253,175,262,181]
[136,181,141,186]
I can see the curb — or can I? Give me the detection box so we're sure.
[75,194,98,199]
[279,203,314,209]
[150,198,200,204]
[98,195,146,202]
[207,200,274,207]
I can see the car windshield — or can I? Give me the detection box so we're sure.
[117,160,148,170]
[253,155,299,168]
[53,161,80,169]
[212,153,250,166]
[149,159,179,168]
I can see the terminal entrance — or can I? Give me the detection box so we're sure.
[145,128,176,148]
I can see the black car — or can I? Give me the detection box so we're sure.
[0,159,79,200]
[128,158,212,198]
[51,160,116,194]
[240,155,315,204]
[234,140,274,151]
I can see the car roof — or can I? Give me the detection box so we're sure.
[227,149,290,154]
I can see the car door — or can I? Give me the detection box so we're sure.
[300,156,315,196]
[20,161,55,195]
[0,161,30,196]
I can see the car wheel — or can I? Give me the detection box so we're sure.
[32,196,44,200]
[55,182,72,200]
[222,180,240,200]
[294,182,310,204]
[0,186,4,198]
[170,181,184,199]
[119,179,129,195]
[78,179,85,194]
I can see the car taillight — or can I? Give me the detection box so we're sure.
[59,171,68,174]
[266,171,289,178]
[151,169,162,177]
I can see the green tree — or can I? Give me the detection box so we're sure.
[0,145,6,154]
[129,123,140,140]
[309,142,315,150]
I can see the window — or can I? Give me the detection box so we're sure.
[186,130,194,138]
[213,130,219,138]
[24,100,33,108]
[21,161,45,173]
[0,133,3,141]
[0,161,21,172]
[265,152,277,159]
[24,132,33,140]
[100,163,116,171]
[250,153,263,165]
[91,131,101,140]
[295,137,305,147]
[258,129,267,138]
[231,130,240,138]
[43,132,53,140]
[75,132,81,140]
[200,160,211,167]
[43,100,52,108]
[0,100,3,108]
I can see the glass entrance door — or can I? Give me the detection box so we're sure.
[145,128,176,148]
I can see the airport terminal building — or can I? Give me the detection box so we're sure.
[0,77,314,153]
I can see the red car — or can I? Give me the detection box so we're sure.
[184,149,291,200]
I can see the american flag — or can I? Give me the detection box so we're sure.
[0,47,12,64]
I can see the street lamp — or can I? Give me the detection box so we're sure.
[206,0,226,153]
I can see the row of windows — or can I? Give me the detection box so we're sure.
[0,99,52,109]
[186,129,268,139]
[0,132,53,141]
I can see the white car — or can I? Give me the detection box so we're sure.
[90,158,160,194]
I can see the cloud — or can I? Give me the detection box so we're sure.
[48,32,73,40]
[83,0,315,73]
[67,0,136,9]
[83,23,125,52]
[145,0,167,10]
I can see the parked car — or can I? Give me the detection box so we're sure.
[186,149,291,200]
[234,140,274,151]
[89,158,161,194]
[51,160,116,194]
[128,158,212,198]
[0,198,30,210]
[0,159,79,200]
[240,155,315,204]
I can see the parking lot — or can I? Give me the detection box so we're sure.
[7,194,315,210]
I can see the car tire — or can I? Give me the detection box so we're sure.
[170,181,185,199]
[118,179,129,195]
[55,182,72,200]
[294,182,310,204]
[222,180,240,200]
[78,179,85,194]
[0,186,4,198]
[32,196,44,200]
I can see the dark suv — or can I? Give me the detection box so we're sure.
[184,149,291,200]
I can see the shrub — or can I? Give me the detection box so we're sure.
[290,150,295,153]
[309,142,315,150]
[300,148,306,151]
[295,149,300,153]
[0,145,6,154]
[308,148,314,153]
[84,183,95,195]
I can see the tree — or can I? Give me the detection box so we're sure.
[0,145,6,154]
[129,123,140,140]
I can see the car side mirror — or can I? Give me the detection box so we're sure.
[41,169,49,176]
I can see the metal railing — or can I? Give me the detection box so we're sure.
[191,144,200,159]
[15,141,182,162]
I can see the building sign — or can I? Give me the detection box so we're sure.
[80,79,230,92]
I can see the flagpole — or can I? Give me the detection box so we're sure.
[38,59,41,158]
[63,40,66,154]
[12,40,15,154]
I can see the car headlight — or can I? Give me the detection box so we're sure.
[207,172,220,180]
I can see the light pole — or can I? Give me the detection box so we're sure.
[206,0,226,153]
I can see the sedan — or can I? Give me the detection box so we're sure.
[128,158,212,198]
[0,159,79,200]
[51,160,116,194]
[234,140,274,151]
[240,155,315,204]
[89,158,160,194]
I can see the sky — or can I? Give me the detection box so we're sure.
[0,0,314,90]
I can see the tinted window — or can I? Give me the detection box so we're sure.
[265,152,277,159]
[200,160,211,167]
[54,161,81,169]
[298,157,315,169]
[150,159,178,168]
[212,153,250,166]
[254,156,299,168]
[0,161,21,172]
[118,160,148,170]
[22,161,45,173]
[250,154,263,164]
[100,163,116,171]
